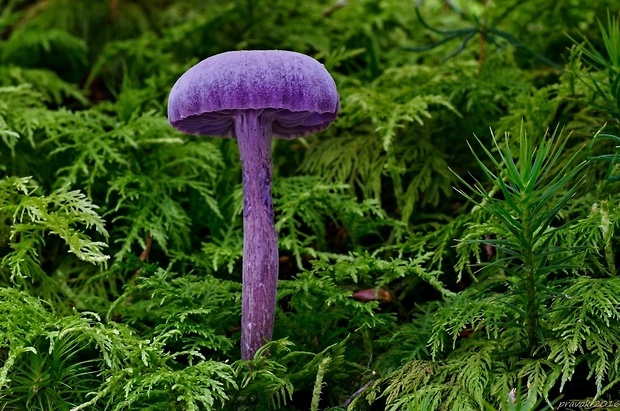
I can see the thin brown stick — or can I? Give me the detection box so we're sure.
[342,377,376,408]
[322,0,347,17]
[478,28,486,76]
[109,0,119,23]
[113,233,151,321]
[133,233,152,279]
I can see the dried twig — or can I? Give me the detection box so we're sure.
[342,377,375,408]
[133,233,152,279]
[322,0,347,17]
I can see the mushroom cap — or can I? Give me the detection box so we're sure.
[167,50,339,139]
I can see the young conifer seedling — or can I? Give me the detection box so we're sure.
[167,50,339,359]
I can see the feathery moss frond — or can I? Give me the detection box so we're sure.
[0,177,108,284]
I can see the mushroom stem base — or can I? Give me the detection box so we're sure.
[236,109,278,360]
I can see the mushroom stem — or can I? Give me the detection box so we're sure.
[236,109,279,360]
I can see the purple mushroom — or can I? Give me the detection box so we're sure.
[167,50,339,359]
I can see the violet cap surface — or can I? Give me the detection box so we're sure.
[167,50,339,139]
